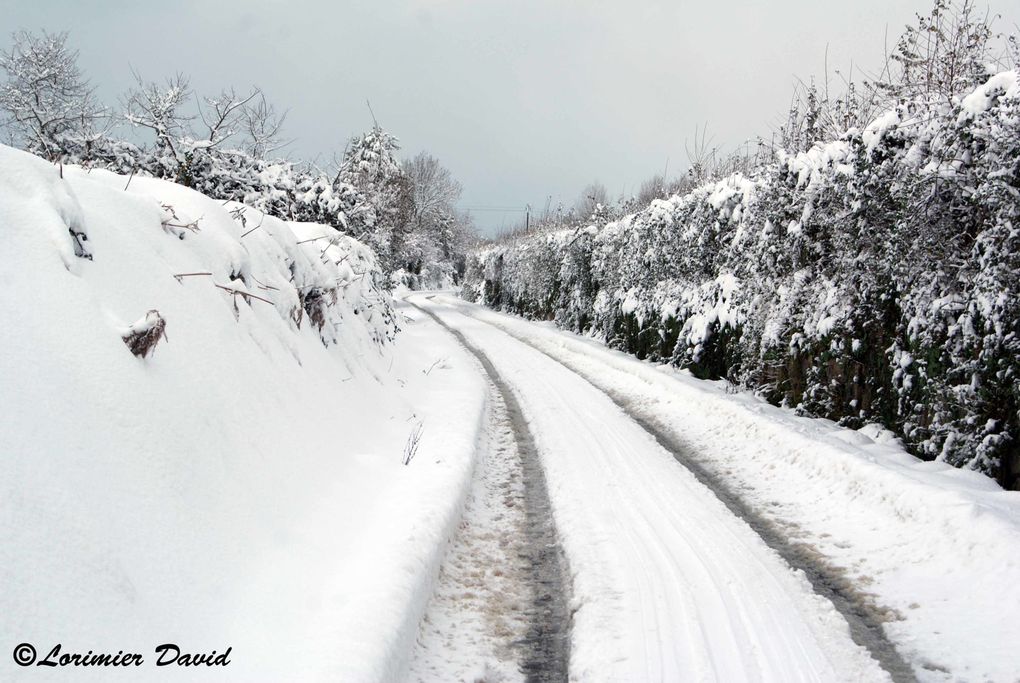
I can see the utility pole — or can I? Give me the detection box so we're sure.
[525,204,531,232]
[366,99,378,128]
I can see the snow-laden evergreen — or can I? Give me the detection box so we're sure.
[464,71,1020,488]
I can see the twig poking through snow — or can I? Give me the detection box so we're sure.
[173,271,213,283]
[402,421,425,466]
[213,284,275,306]
[160,203,201,238]
[172,272,275,305]
[249,274,280,291]
[423,357,447,375]
[228,205,247,226]
[239,212,265,239]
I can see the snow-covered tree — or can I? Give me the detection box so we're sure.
[0,30,107,161]
[123,72,288,194]
[123,72,193,176]
[337,125,404,267]
[402,152,461,232]
[340,125,402,190]
[390,152,474,287]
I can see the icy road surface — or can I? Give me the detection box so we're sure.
[408,294,890,682]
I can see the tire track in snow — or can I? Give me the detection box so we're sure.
[407,377,532,682]
[409,299,572,683]
[449,299,917,683]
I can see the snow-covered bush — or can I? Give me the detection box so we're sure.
[465,71,1020,489]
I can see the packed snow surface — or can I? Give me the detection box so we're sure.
[435,293,1020,682]
[407,373,531,683]
[413,294,888,682]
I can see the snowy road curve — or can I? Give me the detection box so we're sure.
[410,294,889,682]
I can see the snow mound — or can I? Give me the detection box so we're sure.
[0,144,486,681]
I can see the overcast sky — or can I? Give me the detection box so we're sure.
[2,0,1018,234]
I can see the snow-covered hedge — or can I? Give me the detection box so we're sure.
[464,71,1020,489]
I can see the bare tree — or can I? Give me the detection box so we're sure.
[636,174,668,206]
[126,76,284,160]
[685,123,721,184]
[242,93,288,160]
[402,152,462,230]
[876,0,996,103]
[198,86,260,149]
[575,181,608,220]
[0,30,106,160]
[124,71,193,164]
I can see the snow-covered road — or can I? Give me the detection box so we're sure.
[408,328,570,683]
[409,294,891,682]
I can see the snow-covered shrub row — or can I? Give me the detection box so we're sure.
[59,125,394,267]
[0,30,472,285]
[59,125,472,289]
[0,29,389,262]
[464,71,1020,488]
[0,143,396,353]
[78,121,470,290]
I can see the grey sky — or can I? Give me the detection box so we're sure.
[2,0,1018,234]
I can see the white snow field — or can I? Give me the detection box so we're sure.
[411,294,889,683]
[421,293,1020,683]
[4,138,1018,683]
[0,144,489,682]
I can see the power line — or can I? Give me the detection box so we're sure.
[462,206,528,212]
[464,209,528,213]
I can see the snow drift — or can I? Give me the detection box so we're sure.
[0,144,487,681]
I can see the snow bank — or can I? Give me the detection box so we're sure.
[0,145,487,681]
